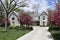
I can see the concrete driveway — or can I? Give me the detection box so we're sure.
[17,26,54,40]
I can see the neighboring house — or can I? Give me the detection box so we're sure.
[8,11,48,26]
[8,12,20,26]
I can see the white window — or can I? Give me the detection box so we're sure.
[43,16,45,20]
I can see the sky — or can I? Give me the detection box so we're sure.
[1,0,58,13]
[21,0,57,13]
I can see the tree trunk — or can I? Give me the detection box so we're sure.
[5,13,8,31]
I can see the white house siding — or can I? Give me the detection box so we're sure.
[40,15,48,26]
[9,14,20,26]
[8,11,48,26]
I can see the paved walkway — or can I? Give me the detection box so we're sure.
[17,26,54,40]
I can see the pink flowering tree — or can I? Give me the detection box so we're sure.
[1,18,10,26]
[19,13,33,27]
[49,3,60,27]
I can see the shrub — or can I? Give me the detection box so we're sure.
[26,27,33,30]
[49,25,60,31]
[8,26,14,29]
[8,26,33,30]
[18,26,33,30]
[8,26,20,30]
[51,31,60,40]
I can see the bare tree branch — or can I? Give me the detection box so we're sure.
[8,0,28,13]
[0,0,29,31]
[0,0,6,11]
[8,0,15,11]
[17,0,28,4]
[8,3,16,14]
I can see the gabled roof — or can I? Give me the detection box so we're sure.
[8,12,19,18]
[40,11,48,16]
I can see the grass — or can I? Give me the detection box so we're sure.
[50,30,60,40]
[49,26,60,40]
[0,27,31,40]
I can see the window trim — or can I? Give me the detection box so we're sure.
[43,16,45,20]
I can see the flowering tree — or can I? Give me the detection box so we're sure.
[49,3,60,27]
[1,18,10,26]
[19,13,33,26]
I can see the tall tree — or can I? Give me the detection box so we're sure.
[47,9,53,25]
[0,4,5,26]
[0,0,28,31]
[32,4,40,14]
[49,3,60,27]
[32,4,40,20]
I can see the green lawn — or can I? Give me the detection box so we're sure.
[49,26,60,40]
[0,27,31,40]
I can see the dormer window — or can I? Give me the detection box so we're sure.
[12,18,15,20]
